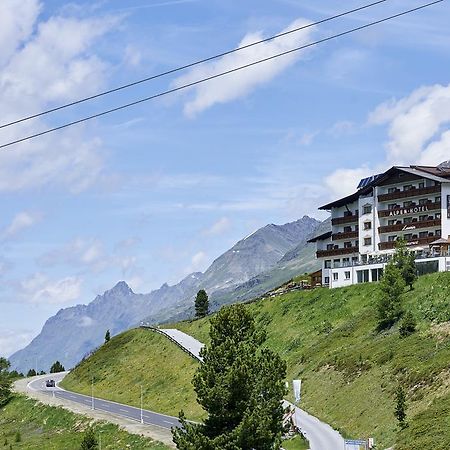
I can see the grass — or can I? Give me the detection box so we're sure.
[61,328,204,421]
[65,272,450,449]
[282,435,309,449]
[0,395,169,449]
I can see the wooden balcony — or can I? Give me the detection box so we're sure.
[378,219,441,234]
[331,214,359,225]
[377,185,440,202]
[378,201,441,218]
[332,231,359,241]
[317,246,359,258]
[378,236,438,251]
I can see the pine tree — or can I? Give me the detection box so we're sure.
[50,361,65,373]
[104,329,111,343]
[173,304,287,449]
[399,311,417,337]
[377,262,405,330]
[194,289,209,319]
[0,375,12,407]
[26,369,36,377]
[394,238,417,290]
[80,427,98,450]
[395,386,408,429]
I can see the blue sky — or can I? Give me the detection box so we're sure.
[1,0,449,356]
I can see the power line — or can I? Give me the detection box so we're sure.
[0,0,391,130]
[0,0,443,150]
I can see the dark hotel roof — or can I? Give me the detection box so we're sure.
[307,231,332,243]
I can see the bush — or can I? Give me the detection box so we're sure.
[80,427,98,450]
[399,311,417,337]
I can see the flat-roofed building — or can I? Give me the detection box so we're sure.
[309,162,450,288]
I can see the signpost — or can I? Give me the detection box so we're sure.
[293,380,301,404]
[344,438,375,450]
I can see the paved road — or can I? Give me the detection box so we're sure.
[155,327,345,450]
[27,373,180,430]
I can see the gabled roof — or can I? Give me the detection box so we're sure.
[307,231,332,243]
[319,165,450,211]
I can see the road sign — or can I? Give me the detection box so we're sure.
[345,439,368,450]
[293,380,301,403]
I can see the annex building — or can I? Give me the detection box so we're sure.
[309,162,450,288]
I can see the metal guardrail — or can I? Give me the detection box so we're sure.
[139,324,203,363]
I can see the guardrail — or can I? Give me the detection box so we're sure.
[139,323,203,362]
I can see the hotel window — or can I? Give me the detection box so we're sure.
[364,237,372,246]
[344,226,352,233]
[363,205,372,215]
[436,196,441,203]
[403,217,412,224]
[344,241,352,248]
[333,259,341,267]
[404,201,413,208]
[357,269,369,283]
[345,271,350,280]
[324,277,330,285]
[404,234,413,240]
[403,185,413,191]
[388,187,398,193]
[419,231,427,238]
[363,222,372,230]
[436,213,441,219]
[388,203,397,210]
[352,256,359,264]
[333,273,339,281]
[419,198,428,205]
[419,182,425,189]
[388,235,397,242]
[324,260,331,268]
[419,215,428,222]
[436,230,442,237]
[327,244,334,250]
[343,258,350,266]
[388,219,395,226]
[343,210,353,217]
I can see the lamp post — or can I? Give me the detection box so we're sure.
[140,385,144,424]
[91,377,94,410]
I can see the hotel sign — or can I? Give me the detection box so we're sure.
[388,205,429,217]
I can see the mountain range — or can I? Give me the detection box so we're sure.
[10,215,325,372]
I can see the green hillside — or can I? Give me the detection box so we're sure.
[65,272,450,449]
[0,395,168,449]
[61,328,204,421]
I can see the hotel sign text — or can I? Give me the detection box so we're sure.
[388,205,429,217]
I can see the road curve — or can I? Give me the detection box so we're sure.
[142,325,345,450]
[27,373,180,430]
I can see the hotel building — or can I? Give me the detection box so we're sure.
[309,162,450,288]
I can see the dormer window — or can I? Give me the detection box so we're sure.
[363,204,372,215]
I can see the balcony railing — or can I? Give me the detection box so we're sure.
[378,219,441,234]
[332,231,359,241]
[378,201,441,218]
[378,236,438,251]
[331,214,359,225]
[317,246,359,258]
[377,185,440,202]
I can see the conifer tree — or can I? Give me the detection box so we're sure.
[377,262,405,330]
[395,386,408,429]
[50,361,65,373]
[173,304,287,449]
[104,329,111,343]
[194,289,209,319]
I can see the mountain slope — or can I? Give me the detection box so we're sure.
[63,272,450,449]
[10,216,321,372]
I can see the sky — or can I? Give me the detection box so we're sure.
[1,0,449,356]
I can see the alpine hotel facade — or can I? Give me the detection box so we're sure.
[309,162,450,288]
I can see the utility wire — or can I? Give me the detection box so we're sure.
[0,0,443,150]
[0,0,391,130]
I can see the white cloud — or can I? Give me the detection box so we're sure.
[19,273,82,305]
[0,328,35,358]
[325,83,450,200]
[203,217,231,236]
[369,83,450,165]
[0,4,118,193]
[173,18,316,117]
[2,211,42,239]
[78,316,95,328]
[184,251,209,275]
[324,167,373,199]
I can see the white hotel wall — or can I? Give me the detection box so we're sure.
[328,257,450,289]
[442,182,450,239]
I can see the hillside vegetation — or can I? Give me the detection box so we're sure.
[61,328,204,421]
[65,272,450,449]
[0,395,168,449]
